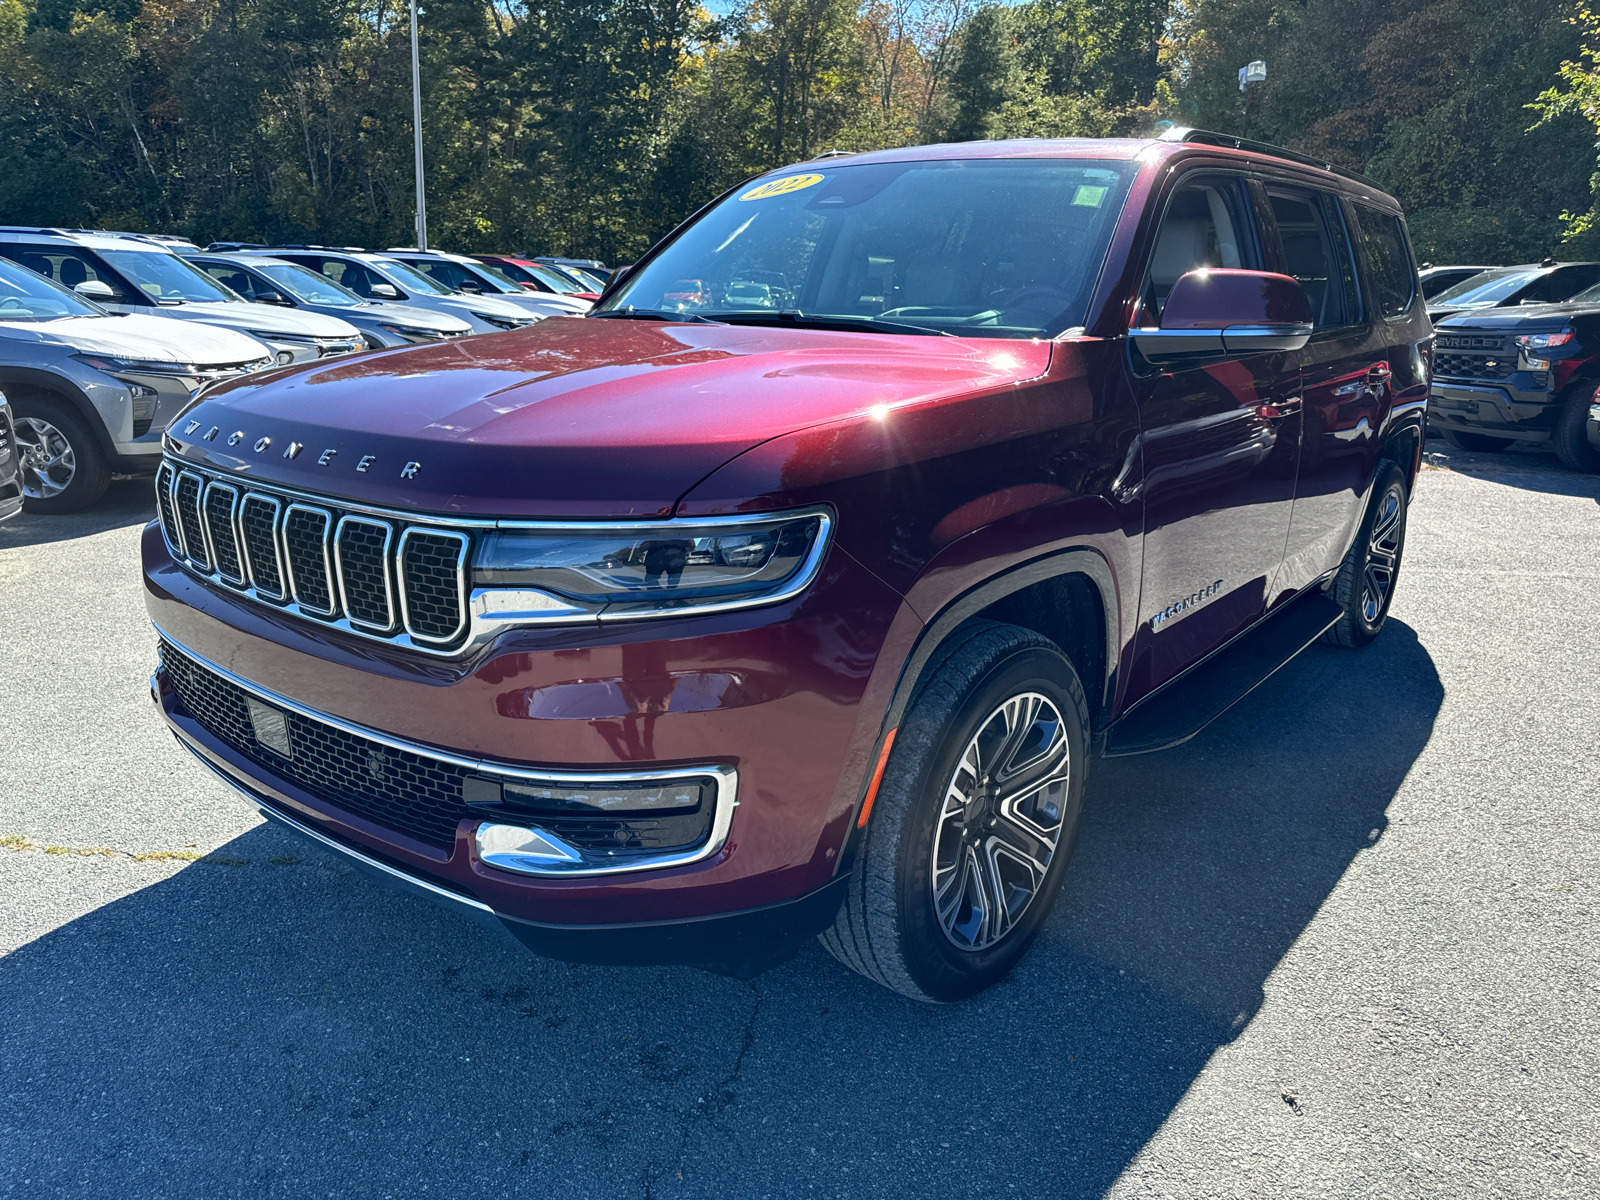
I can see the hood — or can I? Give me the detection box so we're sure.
[0,312,271,365]
[494,292,592,318]
[167,317,1052,518]
[360,302,473,333]
[445,293,536,320]
[151,302,363,339]
[1434,305,1584,333]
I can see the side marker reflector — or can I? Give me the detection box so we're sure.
[856,728,898,829]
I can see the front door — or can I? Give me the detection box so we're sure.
[1125,172,1304,700]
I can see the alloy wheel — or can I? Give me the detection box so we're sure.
[931,692,1070,951]
[1361,483,1404,623]
[14,416,76,500]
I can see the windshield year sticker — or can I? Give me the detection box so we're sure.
[1072,185,1108,208]
[740,173,825,201]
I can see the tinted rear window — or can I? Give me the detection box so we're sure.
[1352,205,1417,319]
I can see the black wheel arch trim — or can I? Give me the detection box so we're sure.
[0,368,118,459]
[834,545,1119,875]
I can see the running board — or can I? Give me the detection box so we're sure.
[1100,592,1343,757]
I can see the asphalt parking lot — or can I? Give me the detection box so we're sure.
[2,441,1597,1199]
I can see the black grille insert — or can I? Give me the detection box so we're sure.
[239,494,285,599]
[155,465,180,554]
[175,472,209,569]
[283,505,334,614]
[335,517,394,630]
[203,484,244,584]
[1434,351,1514,381]
[400,530,468,641]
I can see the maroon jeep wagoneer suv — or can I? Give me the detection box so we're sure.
[145,129,1429,1001]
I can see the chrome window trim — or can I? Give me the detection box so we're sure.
[202,481,245,585]
[282,502,337,616]
[175,470,211,570]
[396,526,471,644]
[237,492,287,601]
[333,514,397,632]
[155,626,739,879]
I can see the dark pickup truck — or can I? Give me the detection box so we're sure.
[1429,295,1600,472]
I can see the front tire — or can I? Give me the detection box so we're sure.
[820,622,1088,1002]
[1552,380,1600,473]
[1441,429,1513,453]
[1323,460,1408,648]
[12,398,109,513]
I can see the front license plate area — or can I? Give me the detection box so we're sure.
[245,698,294,760]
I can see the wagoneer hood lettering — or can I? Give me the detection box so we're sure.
[165,318,1052,518]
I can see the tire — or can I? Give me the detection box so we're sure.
[1552,380,1600,474]
[1323,460,1408,648]
[12,398,110,513]
[1441,429,1513,453]
[820,621,1089,1002]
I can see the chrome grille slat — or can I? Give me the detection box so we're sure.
[153,458,471,654]
[239,493,286,600]
[203,483,244,585]
[174,472,210,570]
[283,504,336,615]
[334,516,395,631]
[397,528,470,643]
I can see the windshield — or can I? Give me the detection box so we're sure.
[373,258,454,296]
[600,158,1138,338]
[0,258,107,321]
[1430,268,1540,307]
[99,248,238,303]
[253,261,363,307]
[485,259,588,293]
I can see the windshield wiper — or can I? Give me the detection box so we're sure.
[588,308,725,324]
[708,310,954,337]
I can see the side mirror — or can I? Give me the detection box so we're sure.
[458,280,483,294]
[74,280,117,300]
[256,290,289,306]
[370,283,400,300]
[1132,269,1313,363]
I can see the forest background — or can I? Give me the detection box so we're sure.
[5,0,1600,267]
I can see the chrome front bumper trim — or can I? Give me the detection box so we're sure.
[153,624,739,878]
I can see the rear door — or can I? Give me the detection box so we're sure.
[1125,170,1303,698]
[1262,183,1381,598]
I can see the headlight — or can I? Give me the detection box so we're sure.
[379,323,443,341]
[1516,332,1574,349]
[470,509,832,622]
[72,353,194,375]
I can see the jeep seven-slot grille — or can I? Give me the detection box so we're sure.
[159,639,714,856]
[159,460,468,649]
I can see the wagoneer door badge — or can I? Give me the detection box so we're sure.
[1150,579,1224,631]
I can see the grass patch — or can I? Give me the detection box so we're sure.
[0,834,34,851]
[268,855,301,866]
[132,849,202,863]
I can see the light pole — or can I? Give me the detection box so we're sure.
[1238,60,1266,140]
[409,0,427,251]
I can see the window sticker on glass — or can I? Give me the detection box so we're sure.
[740,173,826,201]
[1072,185,1108,208]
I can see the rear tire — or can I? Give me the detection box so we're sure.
[12,398,110,514]
[1441,429,1513,453]
[1323,461,1408,648]
[820,622,1088,1002]
[1552,380,1600,473]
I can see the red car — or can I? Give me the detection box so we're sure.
[147,130,1429,1000]
[473,254,600,302]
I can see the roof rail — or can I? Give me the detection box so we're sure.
[1155,126,1382,189]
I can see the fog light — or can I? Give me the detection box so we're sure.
[477,823,583,869]
[275,350,294,365]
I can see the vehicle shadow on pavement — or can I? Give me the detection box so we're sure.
[0,479,155,550]
[0,623,1441,1200]
[1425,444,1600,501]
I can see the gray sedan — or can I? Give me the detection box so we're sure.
[185,254,473,348]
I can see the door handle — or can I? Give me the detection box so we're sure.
[1366,361,1392,385]
[1256,398,1302,420]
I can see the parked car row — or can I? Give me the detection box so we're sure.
[0,226,613,513]
[1422,259,1600,471]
